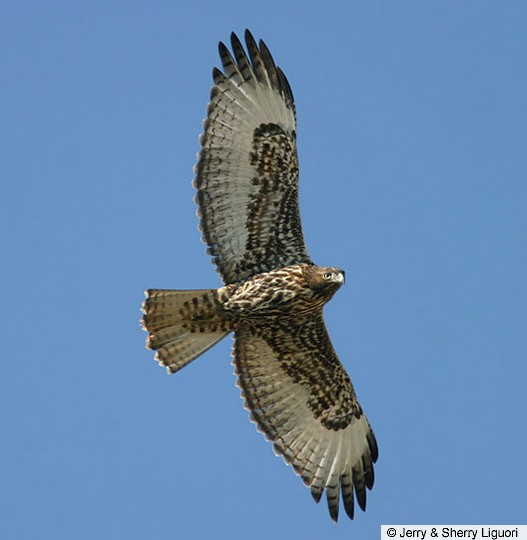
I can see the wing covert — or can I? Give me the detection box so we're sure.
[233,315,378,521]
[194,30,312,285]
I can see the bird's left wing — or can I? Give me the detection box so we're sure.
[233,316,378,522]
[194,30,312,285]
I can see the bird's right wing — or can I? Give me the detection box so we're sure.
[194,30,312,285]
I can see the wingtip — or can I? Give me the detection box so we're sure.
[310,486,323,504]
[327,499,340,522]
[244,28,255,42]
[230,31,242,49]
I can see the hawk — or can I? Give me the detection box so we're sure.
[142,30,378,522]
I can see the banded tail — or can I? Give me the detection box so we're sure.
[141,289,232,374]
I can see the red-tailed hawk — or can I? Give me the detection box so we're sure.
[142,30,378,522]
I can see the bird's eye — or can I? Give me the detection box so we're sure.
[322,272,332,280]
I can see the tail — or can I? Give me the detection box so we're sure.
[141,289,231,374]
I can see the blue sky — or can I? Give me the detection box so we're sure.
[2,1,526,538]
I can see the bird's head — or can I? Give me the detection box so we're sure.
[304,266,345,299]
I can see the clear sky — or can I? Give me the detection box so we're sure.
[2,1,526,538]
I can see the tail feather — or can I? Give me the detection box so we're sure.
[142,289,217,330]
[155,330,229,374]
[141,289,232,374]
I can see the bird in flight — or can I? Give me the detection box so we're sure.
[141,30,378,522]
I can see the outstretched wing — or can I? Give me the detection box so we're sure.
[194,30,312,285]
[233,315,378,522]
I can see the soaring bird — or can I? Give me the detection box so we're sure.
[142,30,378,522]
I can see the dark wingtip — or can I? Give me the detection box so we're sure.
[244,28,256,44]
[353,466,368,512]
[343,495,355,520]
[230,31,242,50]
[212,66,223,83]
[356,489,367,512]
[327,497,340,522]
[310,487,323,504]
